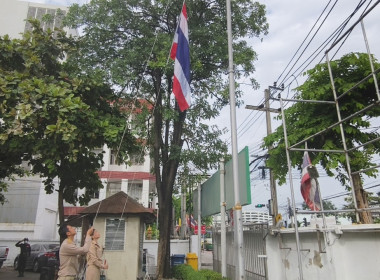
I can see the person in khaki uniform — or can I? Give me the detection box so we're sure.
[57,224,93,280]
[86,229,108,279]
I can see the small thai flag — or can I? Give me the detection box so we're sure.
[170,3,191,112]
[190,214,197,229]
[301,151,321,211]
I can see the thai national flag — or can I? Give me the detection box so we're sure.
[300,151,321,211]
[188,214,197,229]
[170,3,191,112]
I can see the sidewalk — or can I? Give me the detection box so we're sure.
[200,250,213,270]
[0,266,40,280]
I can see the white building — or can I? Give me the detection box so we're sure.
[242,211,272,225]
[0,0,78,39]
[0,0,157,266]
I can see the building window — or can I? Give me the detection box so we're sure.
[110,150,122,165]
[128,182,143,201]
[24,7,66,33]
[130,152,145,165]
[87,190,99,199]
[105,218,125,251]
[106,181,121,198]
[93,191,99,199]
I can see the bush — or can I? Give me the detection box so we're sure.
[172,265,228,280]
[199,269,227,280]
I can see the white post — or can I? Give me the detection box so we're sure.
[180,191,186,239]
[220,158,227,277]
[226,0,245,278]
[198,183,202,270]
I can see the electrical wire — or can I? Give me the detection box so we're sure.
[275,0,337,84]
[279,0,369,90]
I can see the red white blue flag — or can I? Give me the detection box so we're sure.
[170,3,191,112]
[187,214,197,229]
[301,151,321,211]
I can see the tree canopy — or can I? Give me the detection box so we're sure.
[0,20,137,223]
[64,0,268,277]
[264,52,380,223]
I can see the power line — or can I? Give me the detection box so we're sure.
[280,0,370,89]
[275,0,337,84]
[324,183,380,200]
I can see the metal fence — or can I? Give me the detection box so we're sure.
[213,224,268,280]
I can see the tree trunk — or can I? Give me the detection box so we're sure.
[156,190,173,279]
[152,76,186,278]
[352,173,373,223]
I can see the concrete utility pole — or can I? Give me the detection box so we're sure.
[246,87,282,225]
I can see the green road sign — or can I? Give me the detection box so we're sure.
[194,146,251,217]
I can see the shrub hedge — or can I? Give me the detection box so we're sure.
[172,264,229,280]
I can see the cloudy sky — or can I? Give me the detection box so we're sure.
[22,0,380,215]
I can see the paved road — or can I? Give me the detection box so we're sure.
[0,266,40,280]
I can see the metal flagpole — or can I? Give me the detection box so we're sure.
[220,158,227,277]
[280,95,303,280]
[226,0,245,278]
[197,183,202,270]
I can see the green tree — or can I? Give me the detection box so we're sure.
[264,52,380,224]
[65,0,268,277]
[344,191,380,223]
[370,191,380,223]
[0,21,137,225]
[302,200,337,218]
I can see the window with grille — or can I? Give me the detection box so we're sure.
[106,181,121,198]
[87,190,99,199]
[105,218,125,251]
[24,7,66,33]
[128,182,143,201]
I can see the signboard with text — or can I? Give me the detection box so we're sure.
[194,225,206,235]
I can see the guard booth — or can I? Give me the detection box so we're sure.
[77,192,155,280]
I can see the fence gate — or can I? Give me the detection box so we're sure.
[213,224,268,280]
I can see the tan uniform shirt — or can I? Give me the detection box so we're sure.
[86,241,104,279]
[58,236,91,277]
[87,241,103,268]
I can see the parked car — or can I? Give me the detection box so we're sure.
[14,243,59,273]
[38,245,59,269]
[39,246,59,280]
[0,245,9,269]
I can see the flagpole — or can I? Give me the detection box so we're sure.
[281,95,303,280]
[226,0,245,279]
[220,158,227,277]
[305,143,330,260]
[197,183,201,270]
